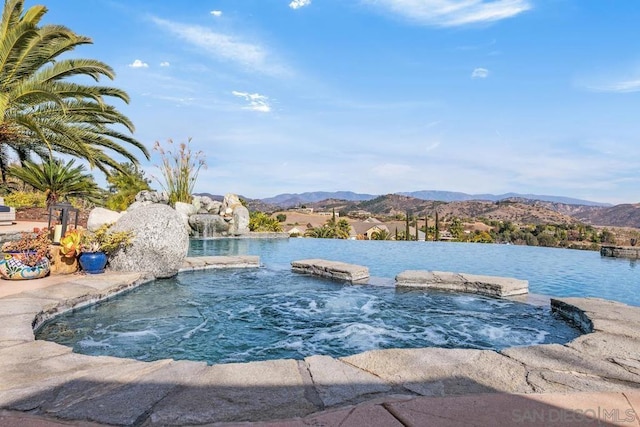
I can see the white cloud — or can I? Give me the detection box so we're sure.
[587,79,640,93]
[425,141,440,151]
[232,91,272,112]
[128,59,149,68]
[471,67,489,79]
[365,0,532,27]
[151,17,289,76]
[210,10,222,17]
[289,0,311,10]
[160,61,171,67]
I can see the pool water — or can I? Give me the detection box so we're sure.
[34,239,602,364]
[189,238,640,306]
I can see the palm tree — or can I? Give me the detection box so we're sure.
[7,157,102,207]
[370,229,391,240]
[324,214,351,239]
[105,162,151,211]
[0,0,149,182]
[304,226,334,238]
[337,219,351,238]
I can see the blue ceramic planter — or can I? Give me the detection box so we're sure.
[78,251,107,274]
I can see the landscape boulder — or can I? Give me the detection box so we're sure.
[108,204,189,278]
[229,205,250,235]
[188,214,229,237]
[86,207,122,232]
[126,201,154,212]
[135,190,169,204]
[192,195,222,214]
[222,193,242,215]
[174,202,197,232]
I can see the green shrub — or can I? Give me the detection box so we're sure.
[4,191,46,208]
[249,212,283,232]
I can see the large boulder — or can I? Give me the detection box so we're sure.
[87,207,122,232]
[108,204,189,278]
[135,190,169,204]
[192,195,222,214]
[188,214,229,237]
[222,193,242,215]
[174,202,197,232]
[229,205,250,235]
[126,200,154,212]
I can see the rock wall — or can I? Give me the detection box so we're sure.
[128,191,251,237]
[600,245,640,259]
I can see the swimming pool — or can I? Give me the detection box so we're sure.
[189,238,639,306]
[36,239,619,364]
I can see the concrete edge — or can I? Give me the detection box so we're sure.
[550,298,594,334]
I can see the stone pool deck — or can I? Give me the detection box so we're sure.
[1,258,640,425]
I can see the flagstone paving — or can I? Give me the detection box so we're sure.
[0,255,639,426]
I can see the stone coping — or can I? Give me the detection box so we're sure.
[395,270,529,298]
[0,258,639,425]
[179,255,260,272]
[291,259,370,283]
[601,244,640,260]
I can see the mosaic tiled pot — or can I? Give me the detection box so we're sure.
[0,252,51,280]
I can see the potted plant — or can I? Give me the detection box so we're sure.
[60,229,83,257]
[0,228,52,280]
[79,224,133,274]
[48,228,84,275]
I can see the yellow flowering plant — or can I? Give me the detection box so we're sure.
[80,224,134,254]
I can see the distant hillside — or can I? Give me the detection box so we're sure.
[240,190,640,228]
[572,203,640,228]
[398,191,611,207]
[322,195,579,225]
[260,190,610,208]
[261,191,376,207]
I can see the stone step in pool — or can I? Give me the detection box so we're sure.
[395,270,528,298]
[291,259,370,283]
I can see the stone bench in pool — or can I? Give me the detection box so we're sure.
[292,259,370,283]
[395,270,528,298]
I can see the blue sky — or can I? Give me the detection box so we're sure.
[37,0,640,204]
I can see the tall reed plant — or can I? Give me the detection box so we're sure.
[153,138,206,206]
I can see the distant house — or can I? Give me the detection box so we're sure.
[284,225,307,236]
[362,217,382,223]
[349,222,390,239]
[438,231,455,241]
[348,209,373,219]
[289,207,314,214]
[385,221,426,241]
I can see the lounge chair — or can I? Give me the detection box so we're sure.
[0,197,16,226]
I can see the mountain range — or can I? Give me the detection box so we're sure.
[245,191,640,229]
[260,190,612,208]
[197,190,640,228]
